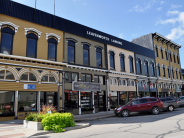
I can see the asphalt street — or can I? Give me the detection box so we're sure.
[33,107,184,138]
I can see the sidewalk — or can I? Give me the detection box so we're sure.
[74,111,115,121]
[0,111,114,138]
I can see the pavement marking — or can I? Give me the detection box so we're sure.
[0,133,25,138]
[0,129,13,132]
[0,124,22,128]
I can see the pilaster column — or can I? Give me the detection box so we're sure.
[92,91,95,113]
[14,91,18,119]
[37,91,40,113]
[79,91,81,115]
[62,72,65,110]
[106,77,110,111]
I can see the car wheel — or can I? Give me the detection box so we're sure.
[121,109,129,117]
[151,107,160,115]
[168,105,174,111]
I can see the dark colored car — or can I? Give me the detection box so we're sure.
[114,97,163,117]
[159,97,179,111]
[177,96,184,107]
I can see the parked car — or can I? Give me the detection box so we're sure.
[159,97,179,111]
[114,97,163,117]
[177,96,184,107]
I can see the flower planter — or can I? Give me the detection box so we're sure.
[23,120,43,130]
[81,108,94,111]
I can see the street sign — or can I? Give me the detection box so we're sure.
[23,84,36,89]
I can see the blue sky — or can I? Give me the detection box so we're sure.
[13,0,184,68]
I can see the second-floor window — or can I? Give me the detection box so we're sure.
[129,56,134,73]
[160,48,163,59]
[48,37,57,61]
[26,32,38,58]
[157,64,160,77]
[155,46,158,57]
[110,51,115,70]
[68,40,75,63]
[83,44,90,65]
[151,62,154,76]
[168,68,170,78]
[169,53,172,62]
[177,55,180,64]
[172,69,174,79]
[176,69,178,79]
[1,26,15,55]
[163,65,165,77]
[165,50,168,60]
[173,53,176,63]
[96,48,102,67]
[120,54,125,71]
[137,58,141,74]
[145,60,148,75]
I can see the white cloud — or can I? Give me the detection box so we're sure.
[132,33,138,37]
[160,1,164,5]
[166,27,184,40]
[166,10,180,16]
[170,4,182,9]
[129,3,151,12]
[157,7,162,11]
[119,33,123,39]
[156,18,179,25]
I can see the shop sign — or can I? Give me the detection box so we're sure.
[72,82,101,92]
[23,84,36,90]
[161,88,170,92]
[176,89,181,92]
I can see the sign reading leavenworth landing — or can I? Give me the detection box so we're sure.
[72,82,101,92]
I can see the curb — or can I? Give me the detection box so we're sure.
[74,114,115,122]
[27,123,90,137]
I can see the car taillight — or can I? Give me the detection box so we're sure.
[160,101,163,104]
[176,101,178,104]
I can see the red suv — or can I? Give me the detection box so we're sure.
[114,97,163,117]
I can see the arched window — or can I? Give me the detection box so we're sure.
[145,60,148,75]
[83,44,90,65]
[48,36,58,61]
[165,49,168,60]
[68,40,76,63]
[41,74,56,83]
[157,63,160,77]
[110,51,115,69]
[167,66,170,78]
[179,70,182,80]
[160,47,163,59]
[162,65,165,77]
[112,78,117,85]
[1,25,16,55]
[0,70,15,80]
[155,45,158,57]
[20,72,37,81]
[137,58,142,74]
[177,54,180,64]
[109,78,112,85]
[129,56,134,73]
[150,62,154,76]
[120,54,125,71]
[131,81,134,86]
[26,31,39,58]
[175,68,178,79]
[96,47,102,67]
[173,52,176,63]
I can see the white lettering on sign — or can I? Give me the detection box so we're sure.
[23,84,28,89]
[87,31,122,45]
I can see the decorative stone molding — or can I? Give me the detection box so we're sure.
[95,45,103,51]
[81,42,91,47]
[0,21,19,32]
[46,33,61,42]
[24,28,42,38]
[66,38,78,43]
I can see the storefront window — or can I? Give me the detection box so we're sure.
[119,92,127,105]
[64,91,78,109]
[18,92,37,111]
[0,91,14,114]
[110,91,118,109]
[20,72,37,82]
[145,92,150,97]
[72,73,78,81]
[99,76,104,85]
[128,92,136,101]
[41,74,56,83]
[0,70,15,80]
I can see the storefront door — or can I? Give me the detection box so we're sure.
[99,91,106,111]
[47,95,55,105]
